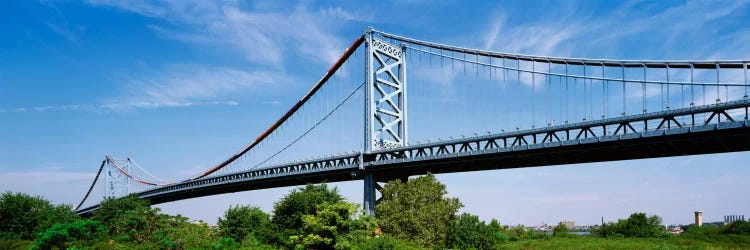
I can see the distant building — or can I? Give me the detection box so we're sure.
[667,226,683,235]
[694,211,703,227]
[724,214,745,225]
[559,220,575,229]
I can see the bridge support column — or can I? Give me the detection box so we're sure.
[363,172,410,217]
[363,172,377,216]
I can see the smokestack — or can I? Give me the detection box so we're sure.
[695,211,703,227]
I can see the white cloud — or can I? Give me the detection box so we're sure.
[87,1,356,67]
[78,1,361,113]
[482,1,749,60]
[1,100,240,114]
[46,22,78,42]
[116,64,283,106]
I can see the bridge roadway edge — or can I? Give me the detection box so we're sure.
[365,125,750,179]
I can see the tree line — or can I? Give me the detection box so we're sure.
[2,173,750,249]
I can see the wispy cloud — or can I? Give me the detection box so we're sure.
[482,1,750,60]
[115,64,284,106]
[86,0,360,67]
[0,171,93,185]
[1,64,287,114]
[77,1,364,113]
[45,22,78,42]
[1,101,240,114]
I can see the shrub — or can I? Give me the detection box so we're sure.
[446,213,498,249]
[271,184,343,246]
[217,205,271,243]
[349,235,421,250]
[553,223,569,237]
[592,213,667,238]
[212,237,240,250]
[33,219,106,250]
[0,192,78,240]
[376,174,462,248]
[722,220,750,235]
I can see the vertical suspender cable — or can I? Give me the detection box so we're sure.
[573,77,578,122]
[716,63,721,103]
[559,75,563,124]
[690,64,695,106]
[476,53,479,77]
[566,63,569,123]
[680,65,685,108]
[642,64,647,113]
[518,58,521,129]
[583,65,587,120]
[666,64,670,109]
[745,63,748,98]
[502,57,510,129]
[532,61,536,128]
[622,65,626,116]
[548,62,551,125]
[602,64,606,118]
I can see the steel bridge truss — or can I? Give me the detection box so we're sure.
[366,30,407,151]
[104,156,131,199]
[368,99,750,166]
[140,154,360,198]
[77,99,750,215]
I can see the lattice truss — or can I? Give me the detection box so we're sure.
[104,156,131,198]
[369,37,407,150]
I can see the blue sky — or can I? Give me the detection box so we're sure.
[2,0,750,226]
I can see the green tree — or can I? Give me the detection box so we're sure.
[212,237,240,250]
[112,205,169,243]
[592,212,666,238]
[217,205,270,243]
[92,194,184,244]
[507,225,527,241]
[722,220,750,235]
[0,192,78,240]
[36,204,79,235]
[621,212,666,237]
[289,201,362,249]
[152,217,220,249]
[488,219,508,243]
[446,213,498,250]
[349,235,422,250]
[271,184,343,246]
[376,174,463,248]
[33,219,106,250]
[91,194,151,232]
[553,223,569,237]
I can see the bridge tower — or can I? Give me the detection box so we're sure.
[363,28,408,215]
[104,156,131,199]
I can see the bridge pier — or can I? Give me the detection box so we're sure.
[363,173,376,216]
[363,172,410,216]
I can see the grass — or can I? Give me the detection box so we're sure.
[497,235,750,250]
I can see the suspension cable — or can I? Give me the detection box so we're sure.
[254,82,366,168]
[189,36,364,180]
[75,160,106,211]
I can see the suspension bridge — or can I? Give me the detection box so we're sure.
[75,28,750,216]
